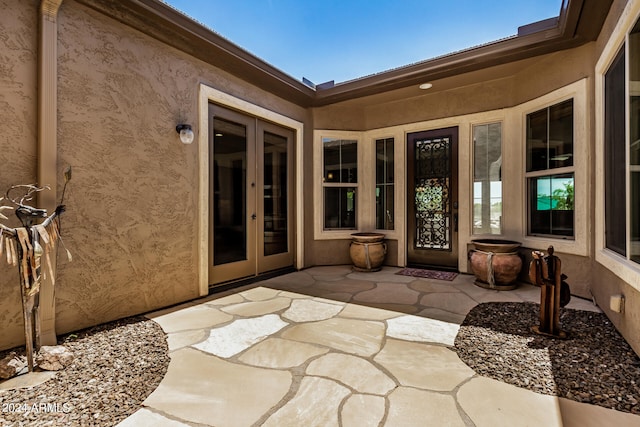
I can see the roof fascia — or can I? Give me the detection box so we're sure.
[74,0,316,106]
[72,0,611,108]
[312,0,611,106]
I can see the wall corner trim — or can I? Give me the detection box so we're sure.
[41,0,62,20]
[37,0,63,346]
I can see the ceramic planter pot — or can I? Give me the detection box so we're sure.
[469,239,523,290]
[350,232,387,272]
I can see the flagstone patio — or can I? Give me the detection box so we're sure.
[116,266,640,427]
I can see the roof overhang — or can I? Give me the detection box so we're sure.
[75,0,613,108]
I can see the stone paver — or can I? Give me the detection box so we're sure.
[341,394,386,427]
[205,293,245,306]
[347,269,415,283]
[558,396,640,427]
[116,408,191,427]
[143,348,291,427]
[416,307,467,324]
[220,297,291,317]
[419,291,479,315]
[386,314,460,346]
[122,267,638,427]
[281,317,384,357]
[338,302,401,320]
[306,353,395,395]
[374,338,475,391]
[149,304,233,333]
[241,286,282,301]
[458,376,564,427]
[262,376,349,427]
[386,387,466,427]
[238,337,328,368]
[354,282,420,305]
[409,279,461,293]
[166,329,207,351]
[194,314,288,358]
[282,299,343,322]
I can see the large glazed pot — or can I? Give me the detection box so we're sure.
[350,232,387,272]
[469,239,523,290]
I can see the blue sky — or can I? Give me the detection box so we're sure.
[164,1,562,84]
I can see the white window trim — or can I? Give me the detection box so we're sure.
[595,1,640,292]
[516,79,589,256]
[313,129,406,241]
[313,130,365,240]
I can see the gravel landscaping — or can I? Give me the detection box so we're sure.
[455,301,640,414]
[0,316,169,426]
[1,300,639,425]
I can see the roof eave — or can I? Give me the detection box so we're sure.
[75,0,317,107]
[74,0,611,108]
[311,0,612,106]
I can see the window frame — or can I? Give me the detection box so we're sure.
[374,136,395,231]
[472,121,503,236]
[322,137,358,230]
[314,130,365,239]
[525,99,575,239]
[595,3,640,292]
[517,80,588,256]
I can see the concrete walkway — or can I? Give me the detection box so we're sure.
[117,266,640,427]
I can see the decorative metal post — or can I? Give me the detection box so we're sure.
[529,246,570,339]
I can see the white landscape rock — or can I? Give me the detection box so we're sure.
[36,345,74,371]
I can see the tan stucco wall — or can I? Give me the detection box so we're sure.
[0,0,309,350]
[307,46,597,282]
[313,46,596,133]
[0,0,39,350]
[593,264,640,355]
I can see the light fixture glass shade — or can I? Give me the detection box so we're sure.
[176,124,194,144]
[180,128,194,144]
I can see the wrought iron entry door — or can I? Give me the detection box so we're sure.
[407,127,459,269]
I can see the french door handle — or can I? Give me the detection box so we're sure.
[453,213,458,232]
[251,213,257,220]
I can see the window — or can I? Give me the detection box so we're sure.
[375,138,394,230]
[631,19,640,263]
[526,99,574,237]
[323,138,357,229]
[473,123,502,234]
[605,47,626,256]
[603,17,640,264]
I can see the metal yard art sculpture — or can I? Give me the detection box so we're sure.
[0,167,71,372]
[529,245,571,339]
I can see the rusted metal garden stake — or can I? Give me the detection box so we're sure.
[529,246,570,339]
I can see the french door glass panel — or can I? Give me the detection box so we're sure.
[213,117,248,265]
[263,131,288,256]
[209,104,294,285]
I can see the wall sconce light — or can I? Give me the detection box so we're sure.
[176,124,194,144]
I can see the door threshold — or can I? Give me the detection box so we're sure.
[208,266,297,295]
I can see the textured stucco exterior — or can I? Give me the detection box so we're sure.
[0,0,39,352]
[1,0,639,357]
[0,0,309,350]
